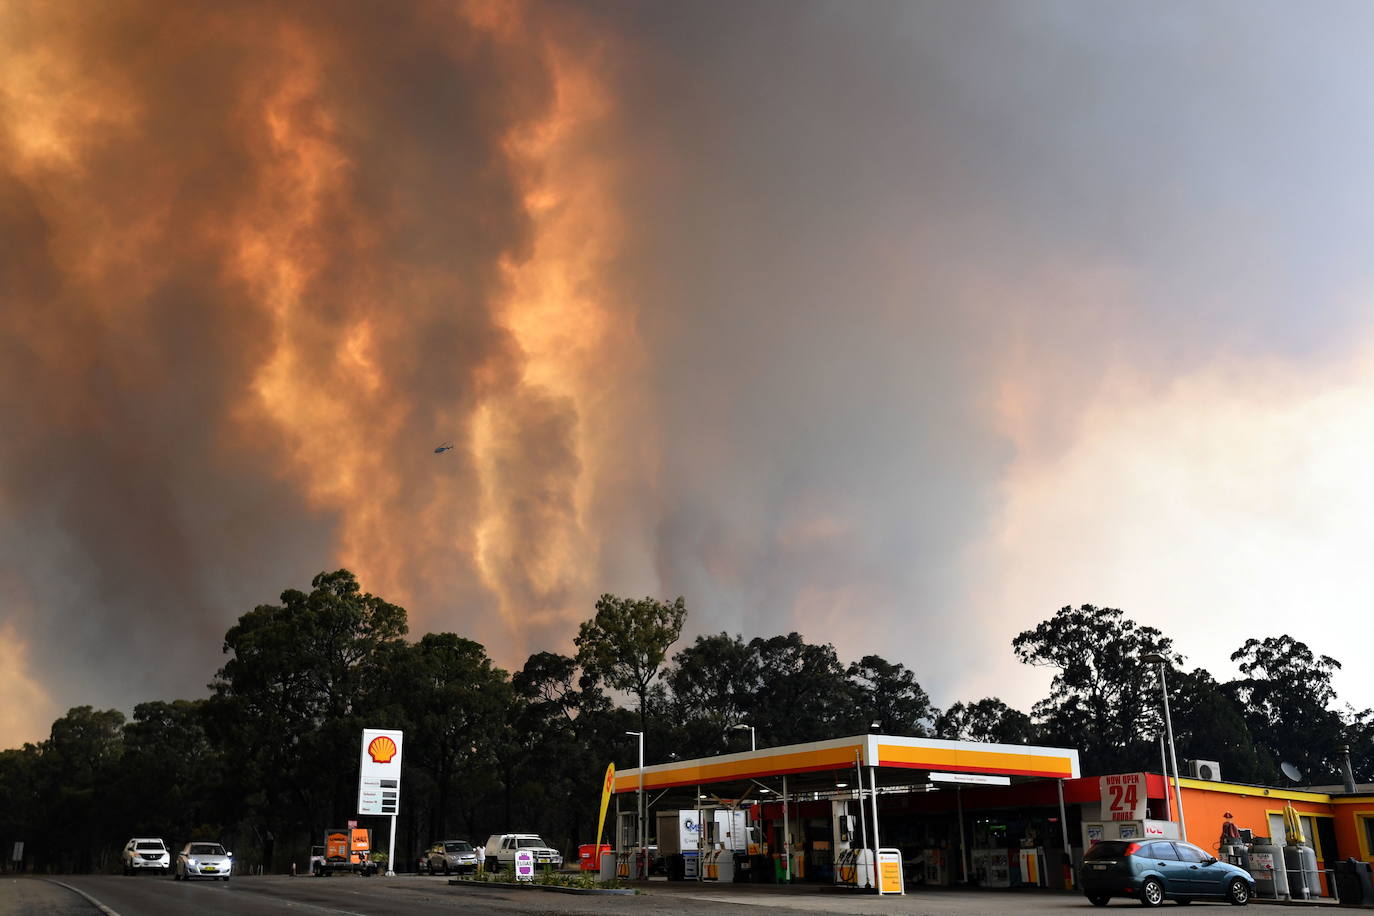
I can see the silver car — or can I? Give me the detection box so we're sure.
[424,839,479,875]
[175,841,233,881]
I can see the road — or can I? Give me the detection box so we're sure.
[1,874,1335,915]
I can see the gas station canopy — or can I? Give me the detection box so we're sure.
[615,734,1081,800]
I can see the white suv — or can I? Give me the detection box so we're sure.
[122,837,171,875]
[483,833,563,871]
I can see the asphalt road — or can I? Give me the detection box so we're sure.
[1,874,1336,915]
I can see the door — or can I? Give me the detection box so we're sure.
[1139,841,1190,896]
[1172,842,1227,895]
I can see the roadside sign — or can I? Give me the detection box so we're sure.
[515,849,535,881]
[358,728,404,816]
[1100,772,1146,821]
[11,841,22,862]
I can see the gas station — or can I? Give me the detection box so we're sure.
[607,733,1374,902]
[608,732,1082,894]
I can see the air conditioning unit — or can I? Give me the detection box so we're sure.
[1188,759,1222,781]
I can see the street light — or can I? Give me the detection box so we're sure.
[1141,652,1187,840]
[732,723,756,751]
[625,731,645,872]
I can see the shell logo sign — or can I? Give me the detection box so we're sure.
[359,728,403,818]
[367,735,398,764]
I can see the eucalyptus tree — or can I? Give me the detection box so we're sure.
[1013,604,1178,774]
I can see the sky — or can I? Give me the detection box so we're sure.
[4,0,1374,750]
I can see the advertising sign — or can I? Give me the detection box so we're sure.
[358,728,404,816]
[596,763,615,844]
[515,849,535,881]
[1099,772,1147,821]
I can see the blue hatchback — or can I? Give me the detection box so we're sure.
[1080,838,1254,907]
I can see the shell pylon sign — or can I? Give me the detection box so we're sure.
[359,728,403,816]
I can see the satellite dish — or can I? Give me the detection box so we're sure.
[1280,762,1303,783]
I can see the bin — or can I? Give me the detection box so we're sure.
[1335,859,1374,904]
[579,844,610,872]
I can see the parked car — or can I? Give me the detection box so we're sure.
[1080,838,1254,907]
[482,834,563,871]
[121,838,171,876]
[423,839,479,875]
[175,841,233,881]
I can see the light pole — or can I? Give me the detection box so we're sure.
[732,723,756,751]
[1141,652,1187,840]
[626,730,644,873]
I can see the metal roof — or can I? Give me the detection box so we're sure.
[613,733,1079,802]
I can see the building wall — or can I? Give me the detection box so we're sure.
[1332,797,1374,864]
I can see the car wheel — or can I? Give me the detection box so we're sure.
[1087,893,1110,906]
[1140,877,1165,907]
[1227,878,1249,906]
[486,857,498,873]
[444,861,451,876]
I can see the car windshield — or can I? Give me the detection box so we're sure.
[517,838,546,848]
[136,842,164,851]
[444,842,472,852]
[190,844,225,856]
[1084,841,1134,860]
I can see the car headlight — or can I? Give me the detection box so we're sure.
[188,858,198,866]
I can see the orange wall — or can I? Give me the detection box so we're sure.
[1333,799,1374,864]
[1180,786,1332,855]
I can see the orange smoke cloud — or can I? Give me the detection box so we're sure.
[0,0,637,744]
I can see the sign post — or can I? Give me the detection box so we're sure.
[359,728,404,876]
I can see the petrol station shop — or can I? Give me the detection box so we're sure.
[609,733,1374,897]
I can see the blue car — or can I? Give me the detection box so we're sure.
[1080,838,1254,907]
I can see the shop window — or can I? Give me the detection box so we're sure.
[1363,817,1374,856]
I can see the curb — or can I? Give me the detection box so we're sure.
[448,878,634,896]
[42,879,122,916]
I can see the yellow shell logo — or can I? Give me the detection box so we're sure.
[368,735,397,764]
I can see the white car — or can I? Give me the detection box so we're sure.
[175,841,233,881]
[122,837,171,875]
[483,833,563,871]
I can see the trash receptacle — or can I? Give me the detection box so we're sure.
[1335,858,1374,904]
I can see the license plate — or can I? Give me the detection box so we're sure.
[1092,863,1108,870]
[204,867,217,872]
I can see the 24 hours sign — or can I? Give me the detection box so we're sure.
[1099,772,1146,821]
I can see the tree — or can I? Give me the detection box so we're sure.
[665,633,758,758]
[388,634,510,840]
[210,569,408,869]
[40,707,126,871]
[848,656,934,736]
[117,700,220,843]
[935,698,1035,745]
[745,633,855,745]
[1013,604,1178,774]
[1229,635,1346,783]
[574,594,686,731]
[1165,668,1261,783]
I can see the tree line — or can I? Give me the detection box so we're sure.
[1,572,1369,874]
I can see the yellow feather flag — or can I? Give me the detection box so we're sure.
[596,763,616,846]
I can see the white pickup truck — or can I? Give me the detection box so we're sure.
[483,833,563,871]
